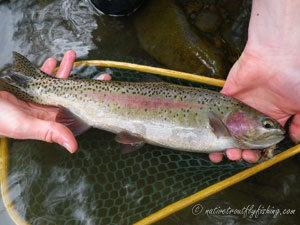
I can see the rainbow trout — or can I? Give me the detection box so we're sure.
[0,52,285,153]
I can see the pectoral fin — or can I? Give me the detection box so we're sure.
[56,106,90,136]
[208,111,231,138]
[115,131,145,154]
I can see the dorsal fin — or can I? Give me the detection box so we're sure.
[12,51,46,78]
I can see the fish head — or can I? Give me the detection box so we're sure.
[224,108,285,149]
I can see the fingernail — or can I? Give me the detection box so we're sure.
[226,149,242,161]
[208,153,223,163]
[97,74,106,80]
[63,142,73,153]
[97,73,111,80]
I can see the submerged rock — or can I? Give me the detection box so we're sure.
[195,10,221,33]
[134,0,227,78]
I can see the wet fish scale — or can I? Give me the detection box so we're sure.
[35,79,233,124]
[0,52,285,153]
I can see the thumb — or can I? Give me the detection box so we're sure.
[29,118,78,153]
[220,58,241,96]
[289,114,300,143]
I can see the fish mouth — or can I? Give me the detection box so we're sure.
[273,134,286,143]
[252,133,285,149]
[262,129,286,143]
[239,137,284,149]
[278,127,286,135]
[269,130,286,139]
[233,129,286,150]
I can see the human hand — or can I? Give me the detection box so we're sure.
[209,45,300,163]
[0,51,78,153]
[0,51,111,153]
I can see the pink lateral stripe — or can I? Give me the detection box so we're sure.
[85,91,201,110]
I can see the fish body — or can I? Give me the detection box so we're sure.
[0,52,285,153]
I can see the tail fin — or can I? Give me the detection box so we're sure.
[0,75,35,102]
[0,52,44,101]
[0,52,39,93]
[0,73,32,91]
[12,52,46,78]
[0,74,27,96]
[0,78,8,92]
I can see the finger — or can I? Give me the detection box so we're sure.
[226,148,242,161]
[28,118,78,153]
[56,50,76,79]
[242,150,261,163]
[96,73,112,81]
[289,114,300,143]
[209,152,223,163]
[40,58,57,75]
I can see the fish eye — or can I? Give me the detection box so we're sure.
[262,119,275,129]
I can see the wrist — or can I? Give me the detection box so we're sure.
[247,0,300,56]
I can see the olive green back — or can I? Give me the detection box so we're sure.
[6,67,294,225]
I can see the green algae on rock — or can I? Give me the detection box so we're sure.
[134,0,227,78]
